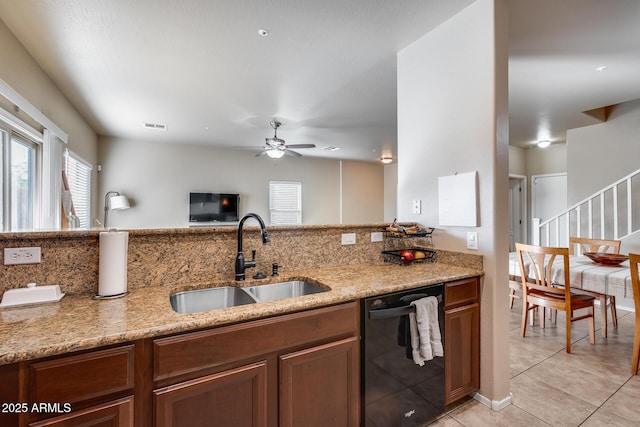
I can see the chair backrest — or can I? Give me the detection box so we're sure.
[629,253,640,314]
[515,243,572,300]
[569,237,621,256]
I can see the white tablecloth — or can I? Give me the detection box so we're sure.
[509,252,633,300]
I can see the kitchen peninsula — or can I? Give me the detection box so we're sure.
[0,224,483,426]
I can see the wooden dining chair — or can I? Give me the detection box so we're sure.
[628,253,640,375]
[509,280,521,309]
[569,237,621,337]
[568,236,621,256]
[516,243,596,353]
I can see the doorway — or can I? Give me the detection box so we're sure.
[508,175,527,251]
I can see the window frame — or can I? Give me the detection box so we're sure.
[64,149,93,229]
[269,180,302,226]
[0,123,42,231]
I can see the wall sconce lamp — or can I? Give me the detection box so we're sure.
[103,191,130,228]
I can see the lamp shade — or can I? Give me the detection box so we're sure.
[109,195,130,210]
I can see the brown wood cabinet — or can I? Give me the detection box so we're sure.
[2,277,481,426]
[444,277,481,404]
[154,361,268,427]
[28,396,134,427]
[152,302,360,427]
[279,337,359,427]
[0,344,138,427]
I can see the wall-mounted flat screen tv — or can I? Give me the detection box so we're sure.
[189,193,240,223]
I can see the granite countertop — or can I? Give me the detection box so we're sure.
[0,261,482,365]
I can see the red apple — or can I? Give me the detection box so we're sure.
[399,250,414,265]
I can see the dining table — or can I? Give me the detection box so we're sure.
[508,252,634,303]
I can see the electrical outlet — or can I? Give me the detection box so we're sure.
[370,232,383,242]
[341,233,356,245]
[4,247,42,265]
[412,200,422,214]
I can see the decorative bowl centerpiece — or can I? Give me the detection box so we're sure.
[583,252,629,266]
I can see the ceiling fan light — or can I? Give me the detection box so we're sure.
[266,149,285,159]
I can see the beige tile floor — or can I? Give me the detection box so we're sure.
[428,298,640,426]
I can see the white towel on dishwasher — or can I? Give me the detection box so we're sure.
[409,296,443,366]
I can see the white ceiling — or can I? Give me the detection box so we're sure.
[0,0,638,161]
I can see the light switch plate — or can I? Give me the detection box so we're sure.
[466,232,478,250]
[370,232,383,242]
[341,233,356,245]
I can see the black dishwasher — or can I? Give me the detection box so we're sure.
[361,284,445,427]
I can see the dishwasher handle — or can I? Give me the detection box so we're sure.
[368,293,443,320]
[368,305,415,319]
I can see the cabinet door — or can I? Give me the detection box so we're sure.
[444,303,480,404]
[28,396,133,427]
[153,361,267,427]
[279,337,359,427]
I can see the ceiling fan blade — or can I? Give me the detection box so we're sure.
[284,149,303,157]
[255,150,269,157]
[285,144,316,149]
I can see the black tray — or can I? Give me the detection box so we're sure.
[386,227,435,238]
[382,248,436,265]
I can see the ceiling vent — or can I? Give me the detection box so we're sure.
[144,123,167,131]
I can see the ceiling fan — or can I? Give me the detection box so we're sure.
[256,121,316,159]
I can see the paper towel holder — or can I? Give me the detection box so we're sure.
[103,191,130,228]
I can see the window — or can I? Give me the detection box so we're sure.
[64,150,92,229]
[269,181,302,225]
[1,130,39,231]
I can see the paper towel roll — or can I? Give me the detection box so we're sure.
[98,230,129,297]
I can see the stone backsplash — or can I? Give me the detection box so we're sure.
[0,224,483,296]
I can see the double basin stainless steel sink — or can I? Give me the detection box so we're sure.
[170,280,328,314]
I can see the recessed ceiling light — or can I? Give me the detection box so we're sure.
[537,140,551,148]
[258,29,269,37]
[322,146,341,152]
[595,65,607,72]
[380,156,393,164]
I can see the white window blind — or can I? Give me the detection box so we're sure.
[64,150,92,229]
[269,181,302,225]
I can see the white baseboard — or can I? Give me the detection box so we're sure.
[472,391,512,411]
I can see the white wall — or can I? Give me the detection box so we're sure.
[0,18,98,218]
[566,99,640,252]
[98,137,385,228]
[341,160,384,224]
[567,99,640,204]
[526,142,566,177]
[397,0,510,405]
[508,146,527,176]
[384,163,398,222]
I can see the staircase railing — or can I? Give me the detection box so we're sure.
[533,168,640,246]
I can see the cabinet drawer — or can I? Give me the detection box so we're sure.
[154,302,359,382]
[29,345,135,405]
[445,278,479,309]
[28,396,134,427]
